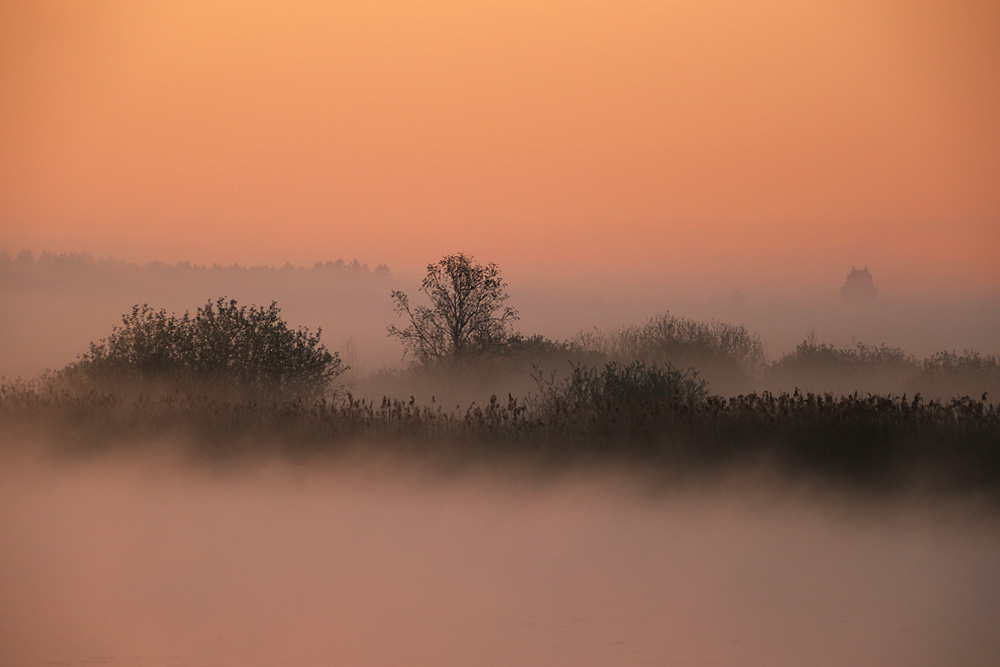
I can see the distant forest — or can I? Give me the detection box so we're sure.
[0,249,391,287]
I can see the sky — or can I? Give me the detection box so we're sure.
[2,0,998,298]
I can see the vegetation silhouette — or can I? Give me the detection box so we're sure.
[3,379,998,494]
[60,298,344,400]
[2,251,1000,494]
[570,313,766,395]
[767,335,1000,399]
[388,253,519,368]
[529,360,709,438]
[0,249,389,284]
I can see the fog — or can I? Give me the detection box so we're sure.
[2,445,999,667]
[3,250,999,663]
[4,2,998,660]
[2,251,997,385]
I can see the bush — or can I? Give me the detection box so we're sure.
[765,337,1000,399]
[61,298,344,399]
[918,351,1000,401]
[572,313,765,395]
[531,360,709,436]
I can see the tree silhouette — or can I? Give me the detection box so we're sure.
[388,253,519,366]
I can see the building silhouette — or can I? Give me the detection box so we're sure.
[841,266,877,301]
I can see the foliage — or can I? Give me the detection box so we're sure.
[530,361,709,437]
[61,298,344,399]
[4,382,999,493]
[388,253,519,366]
[766,337,1000,399]
[921,350,1000,381]
[771,336,917,377]
[572,313,766,394]
[917,350,1000,401]
[536,360,708,407]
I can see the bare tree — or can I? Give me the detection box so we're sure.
[388,253,519,365]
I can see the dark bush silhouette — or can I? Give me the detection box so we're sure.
[531,361,709,437]
[572,313,765,395]
[62,298,344,399]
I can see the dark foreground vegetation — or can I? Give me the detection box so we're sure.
[3,371,999,497]
[2,253,999,496]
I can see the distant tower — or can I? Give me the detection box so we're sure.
[841,266,877,302]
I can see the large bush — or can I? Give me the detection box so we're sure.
[765,338,999,400]
[917,350,1000,400]
[766,337,918,394]
[531,360,709,436]
[573,313,765,395]
[62,298,344,399]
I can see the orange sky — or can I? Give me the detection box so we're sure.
[2,1,998,297]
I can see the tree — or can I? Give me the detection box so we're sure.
[63,298,344,399]
[388,253,519,366]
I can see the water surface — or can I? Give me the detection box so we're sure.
[2,448,998,666]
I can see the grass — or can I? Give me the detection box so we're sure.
[2,376,998,495]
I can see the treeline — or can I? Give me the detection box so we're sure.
[0,250,391,288]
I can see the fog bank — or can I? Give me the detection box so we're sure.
[2,449,999,666]
[2,251,997,383]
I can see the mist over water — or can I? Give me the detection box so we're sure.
[3,446,1000,667]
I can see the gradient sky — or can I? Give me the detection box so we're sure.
[2,1,998,297]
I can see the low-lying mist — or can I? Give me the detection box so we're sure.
[3,250,999,664]
[3,444,1000,667]
[3,250,998,389]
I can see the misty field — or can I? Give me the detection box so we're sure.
[4,326,1000,667]
[2,261,999,494]
[3,259,1000,666]
[3,346,1000,667]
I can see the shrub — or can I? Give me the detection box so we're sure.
[531,360,709,436]
[767,337,936,396]
[553,361,708,405]
[918,351,1000,400]
[572,313,765,395]
[61,298,344,399]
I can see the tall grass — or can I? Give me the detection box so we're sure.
[3,377,997,493]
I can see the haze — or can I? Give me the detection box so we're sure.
[3,5,1000,664]
[2,1,998,299]
[3,450,1000,667]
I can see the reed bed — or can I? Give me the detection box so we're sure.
[3,378,998,494]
